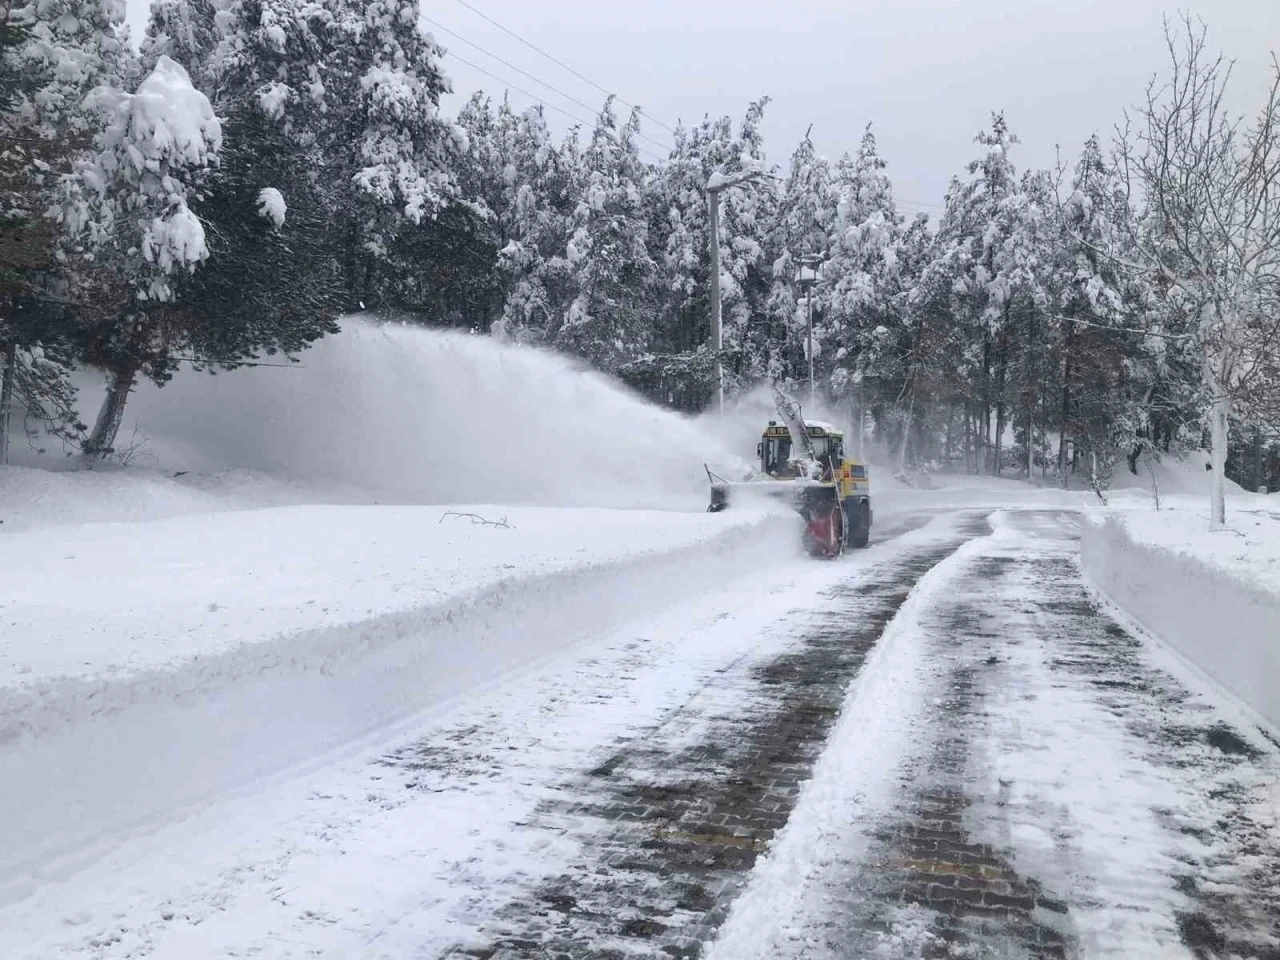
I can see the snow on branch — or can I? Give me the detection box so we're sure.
[439,511,514,529]
[257,187,287,228]
[74,56,222,300]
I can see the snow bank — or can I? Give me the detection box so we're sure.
[1081,499,1280,732]
[0,503,792,902]
[0,462,367,531]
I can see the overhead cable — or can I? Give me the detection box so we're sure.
[451,0,679,135]
[424,13,674,155]
[443,49,670,165]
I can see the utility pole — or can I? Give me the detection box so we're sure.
[706,169,767,413]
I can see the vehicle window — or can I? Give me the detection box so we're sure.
[764,436,791,473]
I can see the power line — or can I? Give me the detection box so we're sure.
[443,49,669,165]
[896,197,944,210]
[450,0,679,136]
[424,13,674,155]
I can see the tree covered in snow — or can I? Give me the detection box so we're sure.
[195,0,464,311]
[553,99,658,371]
[138,0,218,87]
[456,94,578,342]
[1112,17,1280,528]
[0,0,136,457]
[712,99,777,389]
[66,54,222,456]
[763,133,835,391]
[821,127,904,452]
[624,102,775,405]
[918,115,1046,474]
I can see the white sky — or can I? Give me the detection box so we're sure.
[124,0,1278,217]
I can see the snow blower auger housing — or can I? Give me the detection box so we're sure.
[707,417,872,557]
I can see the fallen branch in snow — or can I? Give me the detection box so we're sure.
[439,511,513,529]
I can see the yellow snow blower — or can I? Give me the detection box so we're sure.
[707,391,872,556]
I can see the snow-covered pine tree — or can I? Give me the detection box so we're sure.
[211,0,465,307]
[715,99,778,391]
[629,106,771,405]
[555,99,657,371]
[1,0,137,457]
[138,0,218,86]
[66,55,222,457]
[822,126,904,448]
[137,0,346,370]
[173,96,344,368]
[764,133,836,395]
[927,115,1032,474]
[459,95,579,343]
[1053,135,1161,487]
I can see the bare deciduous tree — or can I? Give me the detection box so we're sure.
[1123,16,1280,529]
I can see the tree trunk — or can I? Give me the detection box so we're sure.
[1208,388,1228,531]
[0,342,15,465]
[83,364,138,460]
[1059,324,1073,489]
[993,334,1008,478]
[994,400,1005,478]
[1025,401,1034,478]
[1253,426,1264,493]
[979,337,991,474]
[964,405,973,473]
[1039,389,1048,480]
[896,395,914,476]
[944,402,954,467]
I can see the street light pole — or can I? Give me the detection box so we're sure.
[706,169,767,414]
[707,187,723,413]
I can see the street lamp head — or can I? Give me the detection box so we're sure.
[796,254,825,287]
[706,168,775,193]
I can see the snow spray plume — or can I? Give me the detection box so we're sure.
[90,318,750,510]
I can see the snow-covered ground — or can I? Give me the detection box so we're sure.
[0,517,878,959]
[0,499,791,902]
[0,503,779,690]
[0,319,794,907]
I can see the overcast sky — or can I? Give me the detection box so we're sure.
[124,0,1278,217]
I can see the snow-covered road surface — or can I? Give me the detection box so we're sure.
[3,508,1277,959]
[716,510,1280,960]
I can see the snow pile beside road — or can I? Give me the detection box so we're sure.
[0,503,791,901]
[1081,498,1280,731]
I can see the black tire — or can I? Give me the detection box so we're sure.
[851,502,871,548]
